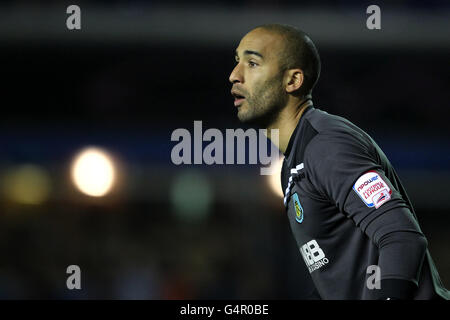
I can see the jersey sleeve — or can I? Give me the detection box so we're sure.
[304,132,428,299]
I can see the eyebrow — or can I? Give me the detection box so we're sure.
[235,49,264,59]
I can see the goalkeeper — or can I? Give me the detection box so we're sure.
[229,23,449,299]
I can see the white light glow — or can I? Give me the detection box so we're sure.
[266,156,285,198]
[71,147,116,197]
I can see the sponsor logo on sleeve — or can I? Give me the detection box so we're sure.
[353,170,392,209]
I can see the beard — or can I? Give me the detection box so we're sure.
[237,75,287,129]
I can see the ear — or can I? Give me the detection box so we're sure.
[285,69,304,94]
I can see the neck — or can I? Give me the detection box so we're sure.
[266,97,312,154]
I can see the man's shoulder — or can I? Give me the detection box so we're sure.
[304,107,364,136]
[284,107,374,171]
[299,108,375,165]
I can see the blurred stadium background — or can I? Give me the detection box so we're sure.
[0,0,449,299]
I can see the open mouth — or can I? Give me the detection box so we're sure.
[231,91,246,107]
[234,96,245,107]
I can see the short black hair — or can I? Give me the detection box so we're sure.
[256,24,321,98]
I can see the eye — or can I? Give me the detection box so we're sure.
[249,61,258,67]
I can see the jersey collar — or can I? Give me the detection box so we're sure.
[284,105,314,158]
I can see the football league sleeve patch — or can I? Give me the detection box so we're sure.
[353,170,392,209]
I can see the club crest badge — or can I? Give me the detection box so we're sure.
[293,193,304,223]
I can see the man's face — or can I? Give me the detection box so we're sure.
[229,28,288,127]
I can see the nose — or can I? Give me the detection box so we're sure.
[229,63,243,84]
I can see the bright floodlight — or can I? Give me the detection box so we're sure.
[71,147,116,197]
[266,155,285,198]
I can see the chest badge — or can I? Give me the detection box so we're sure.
[292,193,304,223]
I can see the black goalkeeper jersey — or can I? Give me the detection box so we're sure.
[281,106,449,300]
